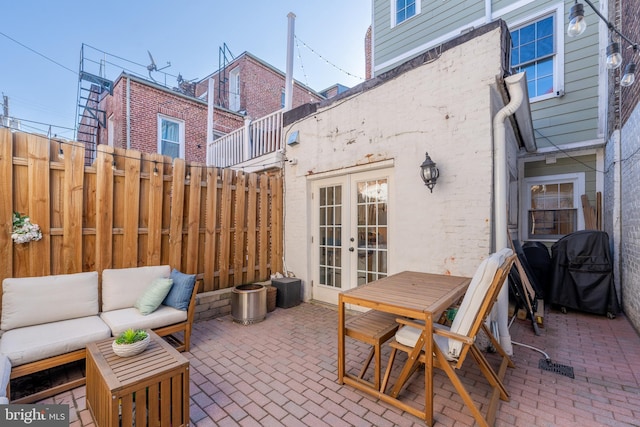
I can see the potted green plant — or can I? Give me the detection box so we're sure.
[112,329,150,357]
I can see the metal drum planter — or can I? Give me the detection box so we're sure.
[231,284,267,325]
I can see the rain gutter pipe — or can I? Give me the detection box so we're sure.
[492,73,525,356]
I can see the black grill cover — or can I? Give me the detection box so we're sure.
[522,242,552,297]
[550,230,620,316]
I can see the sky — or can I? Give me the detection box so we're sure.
[1,0,371,140]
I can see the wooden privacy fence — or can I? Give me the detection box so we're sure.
[0,129,283,304]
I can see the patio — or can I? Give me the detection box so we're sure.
[34,301,640,426]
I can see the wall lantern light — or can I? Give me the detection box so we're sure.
[419,152,439,193]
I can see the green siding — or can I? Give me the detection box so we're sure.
[372,0,602,150]
[374,0,484,69]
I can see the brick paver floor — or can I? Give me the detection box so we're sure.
[36,301,640,426]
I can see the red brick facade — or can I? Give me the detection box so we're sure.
[194,52,324,119]
[95,52,324,164]
[365,26,372,80]
[97,74,243,163]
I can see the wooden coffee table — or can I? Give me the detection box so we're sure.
[86,330,189,427]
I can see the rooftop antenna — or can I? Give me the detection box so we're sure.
[146,50,171,82]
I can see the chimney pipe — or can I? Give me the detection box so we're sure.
[284,12,296,111]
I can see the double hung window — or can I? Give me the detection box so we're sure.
[158,115,184,159]
[394,0,419,26]
[523,174,584,240]
[511,14,556,98]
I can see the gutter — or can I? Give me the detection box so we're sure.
[492,72,527,356]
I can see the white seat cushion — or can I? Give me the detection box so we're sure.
[395,322,457,361]
[395,323,423,347]
[0,316,111,366]
[100,305,187,336]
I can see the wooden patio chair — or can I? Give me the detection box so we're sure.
[381,248,517,427]
[344,310,400,390]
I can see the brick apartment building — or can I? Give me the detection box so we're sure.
[88,52,324,165]
[95,72,243,164]
[195,52,324,120]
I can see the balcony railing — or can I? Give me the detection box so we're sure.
[207,109,283,168]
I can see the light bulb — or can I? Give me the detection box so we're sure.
[567,3,586,37]
[606,43,622,70]
[621,63,636,87]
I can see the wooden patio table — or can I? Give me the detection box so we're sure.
[338,271,471,426]
[86,330,190,427]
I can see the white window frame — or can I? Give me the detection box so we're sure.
[521,172,585,241]
[508,3,565,103]
[390,0,421,28]
[229,67,240,111]
[107,114,114,147]
[157,114,185,159]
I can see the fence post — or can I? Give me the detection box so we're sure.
[243,116,251,162]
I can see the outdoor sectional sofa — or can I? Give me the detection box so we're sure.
[0,265,199,404]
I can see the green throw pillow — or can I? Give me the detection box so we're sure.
[134,277,174,315]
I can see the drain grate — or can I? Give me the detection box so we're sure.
[539,358,575,379]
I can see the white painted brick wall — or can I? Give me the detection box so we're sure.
[621,103,640,331]
[283,27,517,301]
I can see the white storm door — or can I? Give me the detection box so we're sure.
[312,170,390,306]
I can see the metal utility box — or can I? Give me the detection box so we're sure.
[271,277,301,308]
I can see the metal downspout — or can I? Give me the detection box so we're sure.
[492,74,525,356]
[485,0,492,23]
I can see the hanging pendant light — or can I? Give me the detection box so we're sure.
[621,62,636,87]
[605,42,622,70]
[567,2,587,37]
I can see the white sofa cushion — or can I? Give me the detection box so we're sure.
[1,271,99,330]
[101,265,170,312]
[0,316,111,366]
[100,305,187,336]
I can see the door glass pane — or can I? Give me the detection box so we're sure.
[318,184,342,288]
[355,179,388,285]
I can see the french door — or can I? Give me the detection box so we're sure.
[312,170,390,305]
